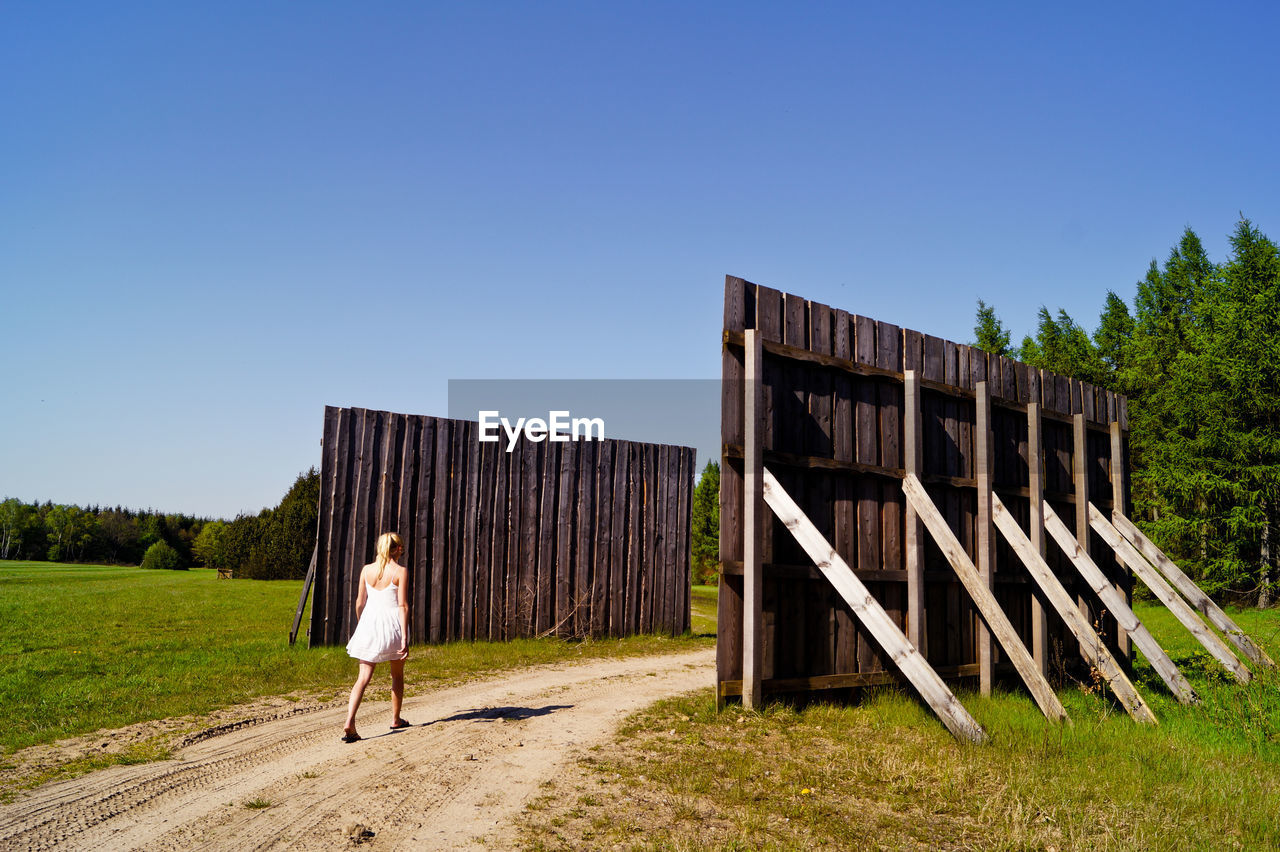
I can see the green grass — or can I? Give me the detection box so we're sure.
[690,584,718,636]
[519,599,1280,851]
[0,560,712,757]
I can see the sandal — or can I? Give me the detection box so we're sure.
[341,730,361,743]
[389,720,412,730]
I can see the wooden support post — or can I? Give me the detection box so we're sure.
[1111,512,1275,668]
[1109,422,1132,660]
[904,369,925,651]
[1039,502,1196,705]
[1072,414,1090,623]
[289,545,318,646]
[763,468,988,742]
[1088,503,1251,684]
[975,381,995,695]
[1027,403,1048,675]
[992,495,1155,722]
[743,329,764,710]
[902,474,1068,723]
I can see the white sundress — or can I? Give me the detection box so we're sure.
[345,582,407,663]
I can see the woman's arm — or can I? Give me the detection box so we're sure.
[354,566,368,618]
[396,564,409,655]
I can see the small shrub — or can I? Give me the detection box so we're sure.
[140,540,185,571]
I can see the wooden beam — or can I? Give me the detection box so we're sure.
[721,443,1114,510]
[1087,503,1251,684]
[1110,512,1275,669]
[762,467,988,743]
[904,369,925,651]
[289,545,319,646]
[996,496,1165,719]
[723,329,1118,430]
[743,329,764,709]
[1027,403,1048,674]
[1073,414,1090,623]
[976,381,995,695]
[902,474,1068,724]
[718,663,983,697]
[1039,502,1195,705]
[1109,421,1132,660]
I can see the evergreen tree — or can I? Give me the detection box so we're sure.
[690,461,720,585]
[972,299,1012,356]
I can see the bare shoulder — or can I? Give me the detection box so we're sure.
[394,562,410,585]
[357,562,377,583]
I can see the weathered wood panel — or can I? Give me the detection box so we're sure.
[311,407,693,645]
[719,275,1131,703]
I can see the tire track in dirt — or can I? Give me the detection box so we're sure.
[0,648,713,851]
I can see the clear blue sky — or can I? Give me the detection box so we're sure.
[4,2,1279,519]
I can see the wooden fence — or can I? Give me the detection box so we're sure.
[309,406,694,646]
[718,276,1132,700]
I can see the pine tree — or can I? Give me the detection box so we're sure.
[690,461,720,585]
[972,299,1012,356]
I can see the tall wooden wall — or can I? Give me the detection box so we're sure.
[310,406,694,646]
[718,276,1132,698]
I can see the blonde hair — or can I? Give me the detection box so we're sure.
[373,532,402,585]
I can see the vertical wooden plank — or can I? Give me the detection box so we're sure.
[975,382,995,695]
[520,438,540,637]
[611,439,630,635]
[411,417,433,643]
[1073,413,1090,625]
[429,418,451,642]
[904,371,925,652]
[485,431,506,640]
[503,440,522,640]
[349,409,379,642]
[878,322,904,646]
[855,315,883,672]
[1110,421,1132,660]
[679,447,694,633]
[555,440,576,637]
[574,441,596,637]
[719,279,749,694]
[643,443,661,633]
[628,444,644,635]
[536,440,558,635]
[1028,403,1048,674]
[668,444,683,634]
[592,441,615,637]
[833,310,856,674]
[312,407,339,645]
[461,421,480,641]
[448,418,469,640]
[659,444,678,634]
[743,328,764,708]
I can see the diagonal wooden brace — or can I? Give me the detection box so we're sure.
[902,474,1068,724]
[1038,502,1195,706]
[761,467,988,743]
[1111,512,1275,669]
[995,495,1161,721]
[1088,503,1250,684]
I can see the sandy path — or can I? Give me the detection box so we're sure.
[0,648,713,851]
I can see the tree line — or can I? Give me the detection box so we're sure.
[975,219,1280,606]
[0,468,319,581]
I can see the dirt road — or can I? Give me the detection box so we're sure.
[0,648,713,851]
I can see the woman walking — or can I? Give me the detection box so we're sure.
[341,532,410,742]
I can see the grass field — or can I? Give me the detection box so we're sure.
[0,561,713,759]
[519,599,1280,851]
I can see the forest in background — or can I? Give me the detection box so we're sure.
[977,219,1280,606]
[0,468,318,580]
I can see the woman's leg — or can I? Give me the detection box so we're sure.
[389,659,405,724]
[343,662,376,734]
